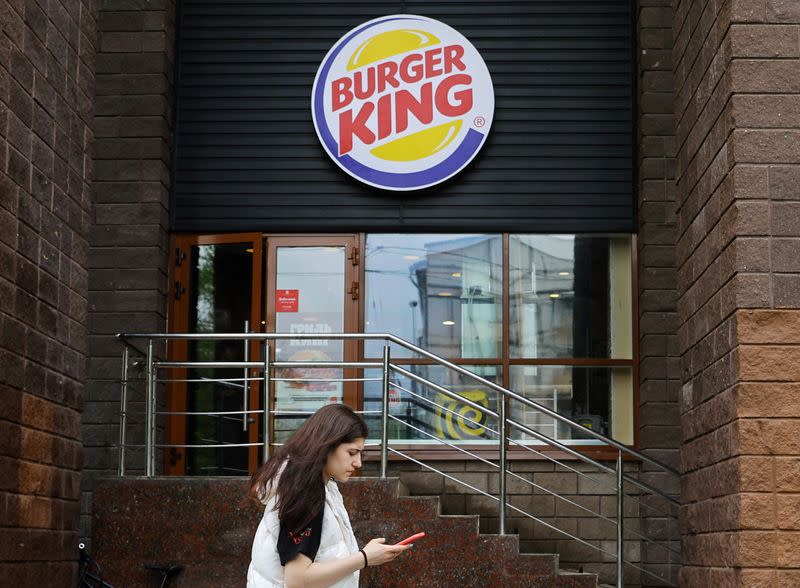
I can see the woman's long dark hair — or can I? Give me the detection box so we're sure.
[250,403,368,534]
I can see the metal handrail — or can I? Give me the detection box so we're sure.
[116,331,680,587]
[389,378,677,524]
[118,331,678,477]
[389,364,678,506]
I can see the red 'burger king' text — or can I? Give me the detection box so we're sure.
[331,44,473,156]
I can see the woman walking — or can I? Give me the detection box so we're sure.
[247,404,409,588]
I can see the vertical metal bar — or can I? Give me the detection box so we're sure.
[118,345,129,476]
[243,321,250,431]
[380,343,390,478]
[498,396,507,535]
[616,450,624,588]
[263,342,271,462]
[145,339,155,477]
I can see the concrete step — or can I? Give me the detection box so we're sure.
[345,477,441,520]
[342,477,598,588]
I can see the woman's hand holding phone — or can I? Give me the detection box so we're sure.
[361,538,410,566]
[395,532,426,546]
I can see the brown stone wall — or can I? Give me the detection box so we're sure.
[636,1,681,584]
[0,0,95,584]
[83,0,175,543]
[637,1,680,470]
[674,0,800,585]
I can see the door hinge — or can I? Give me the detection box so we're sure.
[174,280,186,300]
[175,247,186,266]
[348,281,359,301]
[348,246,360,266]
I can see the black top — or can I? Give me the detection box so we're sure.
[277,510,324,566]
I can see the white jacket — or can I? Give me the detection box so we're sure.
[247,479,360,588]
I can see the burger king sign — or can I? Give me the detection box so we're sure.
[312,15,494,191]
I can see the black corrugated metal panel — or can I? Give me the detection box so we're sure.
[172,0,635,233]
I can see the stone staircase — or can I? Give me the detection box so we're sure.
[343,478,598,588]
[90,476,598,587]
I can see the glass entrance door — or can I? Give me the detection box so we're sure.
[168,234,263,475]
[266,236,360,448]
[168,234,359,474]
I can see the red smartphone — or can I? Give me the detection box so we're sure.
[396,532,426,546]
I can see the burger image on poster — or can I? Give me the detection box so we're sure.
[280,348,343,410]
[312,15,494,191]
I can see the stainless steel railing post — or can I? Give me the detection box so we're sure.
[499,395,507,535]
[380,343,390,478]
[145,339,155,477]
[118,344,129,476]
[243,321,250,431]
[263,343,271,462]
[616,450,624,588]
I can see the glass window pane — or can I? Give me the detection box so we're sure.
[509,235,632,359]
[273,246,346,443]
[185,243,254,476]
[363,365,500,444]
[365,234,502,359]
[509,366,633,444]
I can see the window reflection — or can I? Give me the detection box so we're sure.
[363,365,500,444]
[509,366,633,444]
[365,234,502,359]
[509,235,632,359]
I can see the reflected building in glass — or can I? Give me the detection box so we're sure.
[363,233,632,446]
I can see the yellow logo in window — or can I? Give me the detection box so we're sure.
[434,390,489,440]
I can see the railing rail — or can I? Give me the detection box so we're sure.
[116,331,680,587]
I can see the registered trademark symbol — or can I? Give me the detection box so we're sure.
[473,116,486,128]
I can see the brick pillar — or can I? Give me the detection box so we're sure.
[83,0,175,543]
[675,0,800,585]
[0,0,95,585]
[637,1,681,585]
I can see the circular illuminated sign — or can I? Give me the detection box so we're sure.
[312,15,494,191]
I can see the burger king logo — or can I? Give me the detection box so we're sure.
[312,15,494,191]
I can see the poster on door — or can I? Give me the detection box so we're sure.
[275,311,344,410]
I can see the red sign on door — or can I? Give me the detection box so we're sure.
[276,289,299,312]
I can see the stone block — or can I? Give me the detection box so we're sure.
[439,493,464,514]
[533,472,578,496]
[771,201,800,235]
[489,470,532,494]
[739,345,800,381]
[776,495,800,529]
[767,0,800,23]
[774,274,800,307]
[554,494,598,518]
[731,24,800,57]
[769,164,800,200]
[399,471,444,495]
[442,472,487,495]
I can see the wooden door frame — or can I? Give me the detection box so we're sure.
[167,231,639,468]
[167,232,264,475]
[264,235,361,455]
